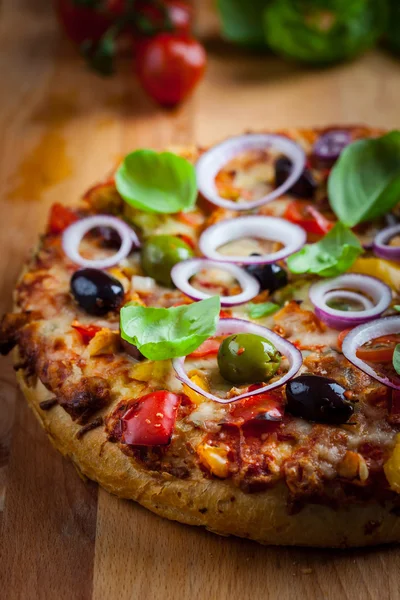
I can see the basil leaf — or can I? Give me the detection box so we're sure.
[393,344,400,375]
[116,149,197,214]
[394,306,400,312]
[328,131,400,227]
[120,296,220,360]
[217,0,268,47]
[247,302,279,319]
[287,222,363,277]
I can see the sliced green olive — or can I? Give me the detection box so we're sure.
[141,235,194,287]
[217,333,281,385]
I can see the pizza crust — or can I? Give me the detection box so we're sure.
[17,368,400,547]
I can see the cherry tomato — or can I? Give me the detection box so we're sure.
[135,33,206,106]
[122,391,181,446]
[283,200,334,236]
[47,203,78,234]
[188,339,221,358]
[356,334,400,363]
[72,322,101,344]
[224,390,284,427]
[54,1,111,45]
[136,1,192,35]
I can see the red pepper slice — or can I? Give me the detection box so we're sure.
[283,200,334,235]
[47,203,78,235]
[188,339,221,358]
[72,323,101,344]
[224,390,284,427]
[122,391,181,446]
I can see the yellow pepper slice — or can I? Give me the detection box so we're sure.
[349,257,400,290]
[384,434,400,494]
[197,443,229,478]
[183,373,209,405]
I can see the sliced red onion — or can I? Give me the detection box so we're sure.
[62,215,140,269]
[196,133,306,211]
[342,316,400,390]
[173,318,302,404]
[170,259,260,306]
[309,273,392,330]
[312,130,351,164]
[199,216,306,265]
[373,224,400,261]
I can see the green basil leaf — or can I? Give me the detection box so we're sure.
[217,0,268,47]
[264,0,386,65]
[394,305,400,312]
[393,344,400,375]
[120,296,220,360]
[116,149,197,214]
[247,302,280,319]
[287,222,363,277]
[328,131,400,227]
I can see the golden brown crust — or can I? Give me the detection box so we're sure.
[17,368,400,547]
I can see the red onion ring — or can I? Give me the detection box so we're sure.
[342,316,400,390]
[196,133,306,211]
[170,259,260,306]
[173,318,303,404]
[199,216,306,265]
[62,215,140,269]
[373,224,400,261]
[309,273,392,330]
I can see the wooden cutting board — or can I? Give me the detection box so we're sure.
[1,2,399,598]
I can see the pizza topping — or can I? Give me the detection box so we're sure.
[120,296,220,360]
[282,200,334,236]
[287,222,363,277]
[342,316,400,391]
[373,224,400,261]
[384,434,400,493]
[141,235,194,287]
[328,131,400,227]
[223,390,284,426]
[309,273,392,330]
[71,268,124,316]
[62,215,140,269]
[47,203,78,235]
[312,130,351,167]
[217,333,281,385]
[199,216,306,265]
[286,375,354,424]
[115,149,197,214]
[274,156,316,199]
[121,391,181,446]
[170,258,260,306]
[173,318,302,403]
[247,301,280,319]
[196,133,306,211]
[245,261,288,293]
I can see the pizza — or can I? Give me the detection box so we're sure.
[2,125,400,547]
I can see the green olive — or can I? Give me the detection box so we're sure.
[141,235,194,287]
[217,333,281,385]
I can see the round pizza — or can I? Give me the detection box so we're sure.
[2,125,400,547]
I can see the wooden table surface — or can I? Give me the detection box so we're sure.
[1,1,400,599]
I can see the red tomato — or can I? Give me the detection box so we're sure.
[225,391,284,427]
[72,323,101,344]
[54,1,111,45]
[135,33,206,106]
[283,200,334,236]
[136,1,192,35]
[219,310,231,319]
[188,339,220,358]
[122,391,181,446]
[47,203,78,234]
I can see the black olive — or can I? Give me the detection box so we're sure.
[71,268,124,316]
[275,156,316,199]
[286,375,354,424]
[92,226,122,249]
[245,260,288,293]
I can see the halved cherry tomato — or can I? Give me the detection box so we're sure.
[219,310,231,319]
[283,200,334,235]
[72,322,101,344]
[122,391,181,446]
[135,33,206,106]
[339,329,399,362]
[224,390,284,427]
[188,339,220,358]
[54,1,112,45]
[47,203,78,234]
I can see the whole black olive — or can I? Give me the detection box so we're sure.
[245,260,288,293]
[71,268,124,316]
[286,375,354,424]
[275,156,316,199]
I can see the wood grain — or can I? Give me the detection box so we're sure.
[0,1,400,598]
